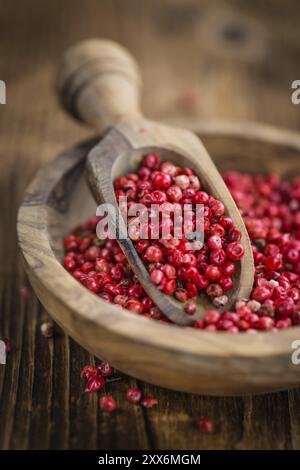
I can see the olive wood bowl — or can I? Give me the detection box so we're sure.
[17,120,300,396]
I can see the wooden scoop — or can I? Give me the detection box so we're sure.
[56,39,254,326]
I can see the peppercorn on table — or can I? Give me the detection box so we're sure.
[2,0,300,450]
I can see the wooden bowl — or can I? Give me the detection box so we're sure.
[17,120,300,396]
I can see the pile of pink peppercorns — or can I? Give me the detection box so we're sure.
[64,153,300,332]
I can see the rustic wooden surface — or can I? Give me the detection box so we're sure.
[1,0,300,449]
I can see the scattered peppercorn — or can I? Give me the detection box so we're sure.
[85,375,105,393]
[100,395,117,412]
[97,361,113,377]
[196,417,213,433]
[140,398,158,408]
[126,387,142,404]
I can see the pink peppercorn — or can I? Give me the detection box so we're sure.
[185,301,197,315]
[226,242,245,261]
[80,365,97,380]
[204,310,221,325]
[126,388,142,404]
[257,316,275,331]
[100,396,117,412]
[85,375,105,393]
[141,398,158,408]
[97,362,113,377]
[144,246,163,263]
[197,417,213,433]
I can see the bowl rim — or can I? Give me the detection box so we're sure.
[17,119,300,361]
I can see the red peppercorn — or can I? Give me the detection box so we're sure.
[195,275,210,290]
[265,254,283,271]
[162,263,176,279]
[205,265,222,281]
[150,268,164,285]
[64,235,78,251]
[97,272,113,287]
[80,365,97,380]
[222,261,235,276]
[100,396,117,412]
[128,284,144,299]
[150,190,168,204]
[257,316,275,331]
[126,387,142,404]
[127,299,144,314]
[161,278,176,295]
[175,288,188,302]
[97,362,113,377]
[95,258,110,272]
[85,246,101,261]
[286,248,299,264]
[213,295,229,308]
[208,235,223,250]
[185,282,198,299]
[219,276,234,291]
[143,153,160,170]
[84,277,99,293]
[210,249,227,266]
[209,199,225,217]
[206,283,223,298]
[219,216,234,230]
[110,265,124,281]
[161,161,178,176]
[197,417,213,433]
[226,242,245,261]
[152,171,172,189]
[275,298,295,316]
[141,398,158,408]
[144,246,163,263]
[252,286,272,302]
[185,301,197,315]
[276,318,292,329]
[85,375,105,393]
[104,283,124,296]
[204,310,221,325]
[194,320,205,329]
[64,256,77,271]
[175,174,190,189]
[81,261,94,273]
[228,228,242,242]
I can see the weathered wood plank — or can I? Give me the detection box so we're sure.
[1,0,300,450]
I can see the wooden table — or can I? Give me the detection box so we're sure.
[1,0,300,450]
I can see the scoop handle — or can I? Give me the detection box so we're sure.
[56,39,142,132]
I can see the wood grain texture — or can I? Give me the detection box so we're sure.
[1,0,300,450]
